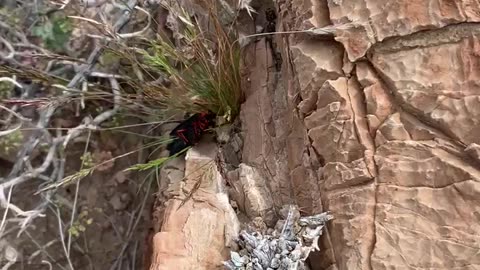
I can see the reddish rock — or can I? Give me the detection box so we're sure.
[236,0,480,269]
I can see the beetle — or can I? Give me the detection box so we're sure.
[166,112,216,156]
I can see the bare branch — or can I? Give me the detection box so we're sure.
[117,6,152,39]
[0,105,31,123]
[55,207,75,270]
[0,21,28,43]
[0,36,15,60]
[7,0,137,175]
[0,124,21,137]
[0,0,139,246]
[0,77,22,89]
[89,71,127,79]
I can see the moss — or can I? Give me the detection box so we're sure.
[32,15,73,52]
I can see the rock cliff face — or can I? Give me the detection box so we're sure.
[150,1,480,269]
[236,0,480,269]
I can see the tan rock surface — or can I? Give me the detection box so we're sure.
[370,33,480,146]
[290,40,344,114]
[374,183,480,270]
[327,0,480,60]
[149,141,239,270]
[227,163,276,225]
[151,1,480,269]
[233,0,480,269]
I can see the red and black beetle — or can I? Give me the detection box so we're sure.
[167,112,216,156]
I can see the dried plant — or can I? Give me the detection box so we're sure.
[224,205,333,270]
[139,3,243,122]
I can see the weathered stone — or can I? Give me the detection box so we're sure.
[149,141,240,270]
[373,182,480,269]
[291,40,344,114]
[370,34,480,145]
[231,1,480,270]
[327,0,480,60]
[305,78,372,164]
[356,62,395,135]
[375,113,411,145]
[239,36,308,212]
[322,158,373,190]
[228,163,276,226]
[465,143,480,162]
[376,140,480,188]
[323,184,376,270]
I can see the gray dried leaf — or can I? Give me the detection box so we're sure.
[231,251,246,266]
[224,205,332,270]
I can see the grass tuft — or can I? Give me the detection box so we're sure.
[140,3,243,122]
[124,146,190,171]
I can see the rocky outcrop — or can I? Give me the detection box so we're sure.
[237,0,480,269]
[328,0,480,61]
[150,1,480,269]
[149,140,239,270]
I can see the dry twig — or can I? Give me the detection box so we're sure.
[0,0,138,236]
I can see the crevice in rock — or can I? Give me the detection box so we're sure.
[369,150,380,270]
[283,34,340,269]
[363,59,467,149]
[345,78,361,153]
[305,141,341,270]
[369,22,480,56]
[321,177,376,193]
[380,180,479,190]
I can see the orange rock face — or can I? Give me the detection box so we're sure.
[151,1,480,269]
[238,0,480,269]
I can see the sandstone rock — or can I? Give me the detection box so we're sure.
[240,38,302,211]
[290,40,343,114]
[228,163,276,226]
[375,113,411,145]
[304,77,373,164]
[149,141,240,270]
[373,182,480,270]
[322,158,373,191]
[356,62,395,135]
[323,184,376,270]
[229,1,480,270]
[465,143,480,162]
[376,140,480,188]
[327,0,480,60]
[370,33,480,146]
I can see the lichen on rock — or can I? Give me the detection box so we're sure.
[224,205,333,270]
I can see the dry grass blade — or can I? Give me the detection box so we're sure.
[140,1,242,121]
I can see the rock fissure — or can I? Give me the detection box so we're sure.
[380,180,479,190]
[152,0,480,269]
[370,22,480,55]
[364,59,468,148]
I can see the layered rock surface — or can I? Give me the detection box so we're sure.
[237,0,480,269]
[151,1,480,269]
[149,141,239,270]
